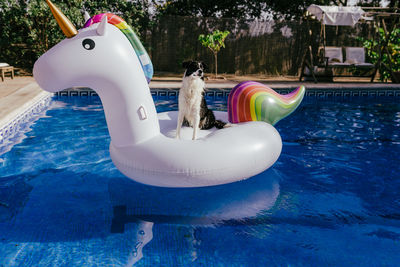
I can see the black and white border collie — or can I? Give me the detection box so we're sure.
[176,60,227,140]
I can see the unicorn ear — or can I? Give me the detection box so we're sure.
[84,11,91,23]
[96,16,107,36]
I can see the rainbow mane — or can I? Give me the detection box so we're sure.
[228,81,305,125]
[84,13,153,83]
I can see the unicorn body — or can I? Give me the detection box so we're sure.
[33,2,304,187]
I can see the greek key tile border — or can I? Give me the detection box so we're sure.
[55,88,99,97]
[55,88,400,99]
[302,89,400,98]
[0,94,52,146]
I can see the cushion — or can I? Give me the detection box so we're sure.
[345,47,366,64]
[324,47,343,63]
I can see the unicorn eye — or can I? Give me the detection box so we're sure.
[82,39,95,50]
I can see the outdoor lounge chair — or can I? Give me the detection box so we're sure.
[318,46,374,76]
[344,47,374,68]
[0,63,14,82]
[300,46,375,82]
[320,46,374,69]
[320,46,350,67]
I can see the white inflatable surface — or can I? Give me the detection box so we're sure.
[111,111,282,187]
[33,6,284,187]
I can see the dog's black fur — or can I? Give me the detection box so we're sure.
[182,60,206,80]
[181,60,226,130]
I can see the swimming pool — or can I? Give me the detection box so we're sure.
[0,92,399,266]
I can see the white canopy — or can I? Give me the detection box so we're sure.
[307,5,366,26]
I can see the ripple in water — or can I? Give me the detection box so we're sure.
[0,95,399,266]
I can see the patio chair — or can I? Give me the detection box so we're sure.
[300,46,374,82]
[0,63,14,82]
[320,46,351,67]
[316,47,374,78]
[344,47,374,68]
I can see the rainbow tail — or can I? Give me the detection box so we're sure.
[228,81,305,125]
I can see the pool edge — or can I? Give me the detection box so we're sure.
[0,83,52,143]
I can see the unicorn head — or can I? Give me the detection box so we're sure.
[34,0,159,147]
[34,2,153,92]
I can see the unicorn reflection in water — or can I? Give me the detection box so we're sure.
[34,0,305,188]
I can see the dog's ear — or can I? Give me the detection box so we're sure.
[182,61,192,69]
[200,62,208,71]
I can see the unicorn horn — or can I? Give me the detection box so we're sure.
[45,0,78,38]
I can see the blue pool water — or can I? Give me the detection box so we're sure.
[0,93,399,266]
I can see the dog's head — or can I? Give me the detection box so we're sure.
[182,60,207,80]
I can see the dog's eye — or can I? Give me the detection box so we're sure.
[82,39,95,50]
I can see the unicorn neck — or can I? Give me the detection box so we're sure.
[85,75,160,147]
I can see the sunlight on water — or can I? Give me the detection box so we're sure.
[0,95,399,266]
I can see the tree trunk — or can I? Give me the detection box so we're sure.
[214,52,218,78]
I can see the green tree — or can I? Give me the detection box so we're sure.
[154,0,392,20]
[268,0,392,19]
[0,0,84,70]
[154,0,267,19]
[198,30,229,78]
[0,0,151,72]
[359,28,400,81]
[83,0,153,34]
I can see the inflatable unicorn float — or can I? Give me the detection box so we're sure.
[33,0,305,187]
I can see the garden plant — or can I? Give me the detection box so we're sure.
[198,30,230,78]
[360,28,400,82]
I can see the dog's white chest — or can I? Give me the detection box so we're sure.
[179,78,204,125]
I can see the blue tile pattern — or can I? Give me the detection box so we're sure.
[55,87,400,99]
[56,89,99,97]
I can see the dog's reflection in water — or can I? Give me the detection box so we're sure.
[125,220,154,266]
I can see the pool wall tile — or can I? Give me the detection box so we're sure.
[55,87,400,99]
[0,94,51,145]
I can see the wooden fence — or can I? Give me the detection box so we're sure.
[141,16,375,75]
